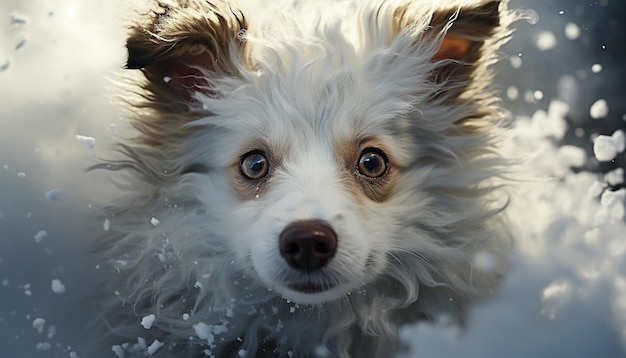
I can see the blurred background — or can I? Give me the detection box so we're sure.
[0,0,624,356]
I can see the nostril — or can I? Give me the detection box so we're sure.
[279,220,337,272]
[284,242,301,255]
[315,241,334,255]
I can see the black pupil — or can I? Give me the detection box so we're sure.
[244,154,267,178]
[361,152,384,176]
[363,155,379,172]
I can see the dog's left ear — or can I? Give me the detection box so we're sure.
[394,1,503,98]
[125,2,247,102]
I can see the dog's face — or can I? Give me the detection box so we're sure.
[125,0,505,305]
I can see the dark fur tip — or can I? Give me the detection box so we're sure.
[125,39,155,70]
[473,1,502,28]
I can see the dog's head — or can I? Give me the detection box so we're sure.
[124,0,509,306]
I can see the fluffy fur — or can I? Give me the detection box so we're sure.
[95,0,515,356]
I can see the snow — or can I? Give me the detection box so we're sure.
[564,22,580,40]
[103,218,111,231]
[50,279,66,294]
[590,99,610,119]
[32,317,46,333]
[194,322,229,346]
[44,188,65,201]
[74,135,96,149]
[141,314,156,329]
[536,30,557,51]
[605,168,625,186]
[1,0,625,357]
[594,130,626,162]
[147,340,164,355]
[112,345,125,358]
[33,230,47,243]
[592,63,603,73]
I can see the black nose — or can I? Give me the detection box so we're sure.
[279,220,337,272]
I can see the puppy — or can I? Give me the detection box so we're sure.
[96,0,513,356]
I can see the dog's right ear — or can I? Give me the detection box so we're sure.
[126,1,247,101]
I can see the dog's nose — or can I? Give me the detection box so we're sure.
[279,220,337,272]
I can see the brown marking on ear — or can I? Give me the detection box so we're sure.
[432,35,471,62]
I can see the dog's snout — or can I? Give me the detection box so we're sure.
[279,220,337,272]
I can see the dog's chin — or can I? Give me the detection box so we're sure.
[277,282,356,305]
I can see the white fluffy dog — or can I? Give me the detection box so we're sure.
[96,0,514,356]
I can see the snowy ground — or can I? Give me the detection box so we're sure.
[1,0,625,357]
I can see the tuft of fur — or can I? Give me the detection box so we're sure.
[94,0,515,357]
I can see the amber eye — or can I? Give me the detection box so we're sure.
[240,151,270,180]
[357,148,388,178]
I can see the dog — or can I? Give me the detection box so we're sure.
[95,0,514,356]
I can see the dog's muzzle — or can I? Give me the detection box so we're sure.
[279,220,337,273]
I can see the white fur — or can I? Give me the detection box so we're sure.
[96,0,514,357]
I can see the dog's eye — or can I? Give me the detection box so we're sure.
[240,151,270,180]
[357,149,388,178]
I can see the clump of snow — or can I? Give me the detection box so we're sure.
[536,31,557,51]
[598,189,625,222]
[557,145,586,168]
[194,322,229,346]
[591,64,603,73]
[150,217,160,226]
[594,130,625,162]
[509,55,522,69]
[75,135,96,149]
[32,317,46,333]
[51,279,66,293]
[590,99,610,119]
[33,230,47,243]
[45,189,65,201]
[506,86,519,100]
[141,314,156,329]
[112,345,125,358]
[564,22,580,40]
[46,325,56,339]
[540,280,572,320]
[605,168,624,186]
[147,340,164,355]
[35,342,51,351]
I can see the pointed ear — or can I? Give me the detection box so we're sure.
[126,1,247,101]
[394,1,503,97]
[428,1,501,63]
